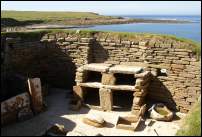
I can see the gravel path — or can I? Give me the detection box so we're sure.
[1,88,185,136]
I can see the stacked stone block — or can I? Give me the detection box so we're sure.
[132,71,152,115]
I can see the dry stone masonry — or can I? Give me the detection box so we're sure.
[2,31,201,113]
[73,63,152,115]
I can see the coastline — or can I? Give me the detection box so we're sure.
[1,17,192,30]
[12,18,192,30]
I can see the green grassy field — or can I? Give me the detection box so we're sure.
[176,99,201,136]
[1,10,116,27]
[1,10,189,27]
[1,10,111,21]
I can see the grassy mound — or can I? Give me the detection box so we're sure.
[176,99,201,136]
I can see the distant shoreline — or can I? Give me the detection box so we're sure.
[1,11,193,29]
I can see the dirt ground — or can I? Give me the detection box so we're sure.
[1,88,186,136]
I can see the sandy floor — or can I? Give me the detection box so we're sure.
[1,88,185,136]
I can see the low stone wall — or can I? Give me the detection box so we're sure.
[2,31,201,112]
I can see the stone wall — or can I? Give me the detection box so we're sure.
[2,31,201,112]
[4,38,76,88]
[94,36,201,113]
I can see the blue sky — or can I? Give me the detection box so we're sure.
[1,1,201,15]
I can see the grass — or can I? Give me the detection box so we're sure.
[1,30,50,41]
[176,99,201,136]
[1,10,191,27]
[1,10,112,22]
[1,10,114,27]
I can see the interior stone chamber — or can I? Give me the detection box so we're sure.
[1,31,201,115]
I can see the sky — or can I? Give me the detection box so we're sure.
[1,1,201,15]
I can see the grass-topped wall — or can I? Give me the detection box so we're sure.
[2,29,200,56]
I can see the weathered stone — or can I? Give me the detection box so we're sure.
[65,37,78,42]
[115,116,141,131]
[172,60,189,65]
[101,73,115,85]
[80,38,94,43]
[109,43,116,46]
[83,114,105,127]
[148,103,173,121]
[99,88,113,111]
[1,92,31,125]
[109,65,143,74]
[73,86,84,100]
[133,90,147,97]
[83,63,112,72]
[121,41,131,45]
[174,51,189,55]
[135,79,144,86]
[171,64,185,69]
[186,97,197,103]
[133,97,144,105]
[28,78,43,113]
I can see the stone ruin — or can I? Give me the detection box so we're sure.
[1,31,201,129]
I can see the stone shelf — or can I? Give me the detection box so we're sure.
[83,63,112,72]
[79,82,102,88]
[104,85,135,91]
[109,65,143,74]
[79,82,135,91]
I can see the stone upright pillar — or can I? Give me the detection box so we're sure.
[99,88,113,111]
[28,78,43,113]
[101,73,115,85]
[73,85,84,101]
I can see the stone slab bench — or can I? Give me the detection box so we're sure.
[83,63,112,72]
[109,65,143,74]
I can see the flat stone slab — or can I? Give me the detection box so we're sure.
[79,82,102,88]
[109,65,143,74]
[79,82,135,91]
[83,63,112,72]
[103,85,135,91]
[115,116,142,131]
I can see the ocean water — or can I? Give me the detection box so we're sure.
[75,15,201,42]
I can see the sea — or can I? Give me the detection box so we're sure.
[74,15,201,42]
